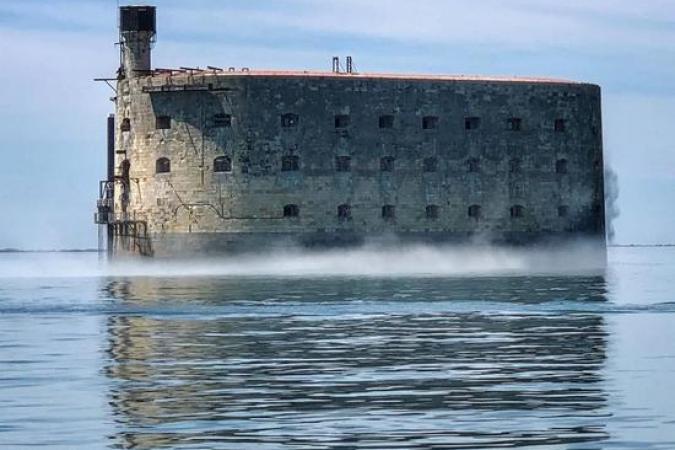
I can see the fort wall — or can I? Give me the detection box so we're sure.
[111,71,604,256]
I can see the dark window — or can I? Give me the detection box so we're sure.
[379,115,394,129]
[337,204,352,221]
[120,118,131,132]
[509,158,521,173]
[507,117,522,131]
[240,157,250,174]
[213,114,232,128]
[121,159,131,178]
[423,157,438,173]
[335,156,351,172]
[382,205,396,220]
[155,157,170,174]
[554,118,566,132]
[594,159,602,171]
[335,114,350,128]
[465,117,481,130]
[281,113,299,128]
[558,205,569,217]
[510,205,524,218]
[283,204,299,218]
[426,205,439,219]
[467,158,480,173]
[282,155,300,171]
[556,158,568,174]
[156,116,171,130]
[422,116,439,130]
[468,204,481,219]
[213,156,232,173]
[380,156,395,172]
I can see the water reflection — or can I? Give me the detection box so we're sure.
[104,276,609,449]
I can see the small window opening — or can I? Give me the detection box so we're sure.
[337,204,352,221]
[282,155,300,172]
[558,205,569,217]
[156,116,171,130]
[554,118,566,132]
[507,117,522,131]
[120,118,131,132]
[423,157,437,173]
[281,113,299,128]
[240,157,250,174]
[509,158,521,174]
[380,156,395,172]
[283,204,299,218]
[121,159,131,179]
[335,114,350,128]
[422,116,439,130]
[335,156,351,172]
[510,205,524,218]
[465,117,481,130]
[426,205,439,219]
[379,115,394,129]
[213,114,232,128]
[155,157,170,174]
[556,158,568,174]
[213,156,232,173]
[382,205,396,220]
[468,204,481,219]
[467,158,480,173]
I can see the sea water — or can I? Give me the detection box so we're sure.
[0,246,674,449]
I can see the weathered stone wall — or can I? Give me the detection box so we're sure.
[113,72,604,256]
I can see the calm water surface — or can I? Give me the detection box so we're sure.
[1,247,674,449]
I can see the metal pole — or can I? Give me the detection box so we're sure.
[107,114,115,259]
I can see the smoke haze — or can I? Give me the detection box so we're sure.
[605,166,620,244]
[0,241,606,279]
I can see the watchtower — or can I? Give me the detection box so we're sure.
[119,6,156,78]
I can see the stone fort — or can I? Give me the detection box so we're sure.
[95,6,606,257]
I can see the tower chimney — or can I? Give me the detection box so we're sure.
[119,6,156,78]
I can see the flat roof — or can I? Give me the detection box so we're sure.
[148,68,586,85]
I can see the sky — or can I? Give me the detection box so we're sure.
[0,0,674,249]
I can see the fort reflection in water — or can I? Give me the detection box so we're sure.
[103,276,609,449]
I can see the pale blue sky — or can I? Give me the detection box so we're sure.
[1,0,674,248]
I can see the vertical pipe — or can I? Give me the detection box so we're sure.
[107,114,115,259]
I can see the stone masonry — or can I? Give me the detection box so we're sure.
[104,6,605,257]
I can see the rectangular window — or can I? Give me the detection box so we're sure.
[555,118,566,132]
[507,117,522,131]
[282,155,300,171]
[337,204,352,221]
[382,205,396,220]
[156,116,171,129]
[426,205,439,219]
[213,114,232,128]
[281,113,299,128]
[120,118,131,132]
[335,114,350,128]
[335,156,351,172]
[380,156,395,172]
[422,116,439,130]
[465,117,480,130]
[379,115,394,129]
